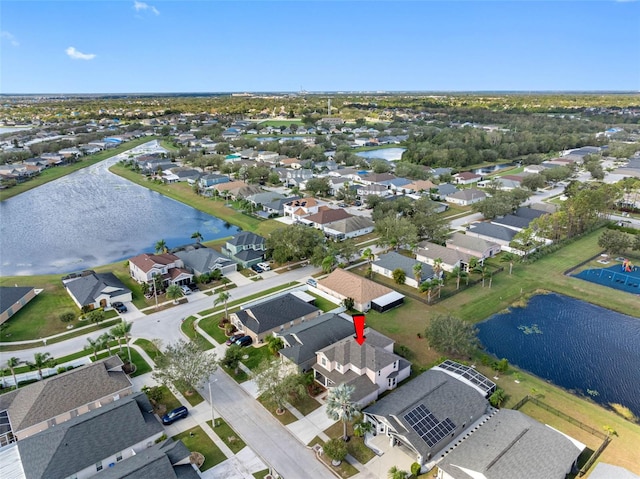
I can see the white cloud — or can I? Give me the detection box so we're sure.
[133,1,160,15]
[65,46,96,61]
[1,31,19,47]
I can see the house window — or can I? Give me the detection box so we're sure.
[336,364,342,372]
[116,452,123,462]
[321,357,327,367]
[96,461,103,472]
[393,361,398,369]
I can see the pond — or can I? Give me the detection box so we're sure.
[472,163,515,175]
[477,293,640,417]
[355,147,406,162]
[0,141,239,276]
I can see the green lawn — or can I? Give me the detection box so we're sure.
[133,338,163,362]
[253,469,271,479]
[177,385,205,407]
[307,436,359,478]
[257,395,297,425]
[290,394,322,416]
[147,385,182,413]
[323,422,376,465]
[0,136,158,201]
[173,426,226,471]
[307,292,340,312]
[125,348,152,377]
[181,316,215,350]
[257,119,303,127]
[207,419,246,454]
[242,345,274,371]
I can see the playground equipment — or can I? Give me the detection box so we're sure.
[622,258,635,273]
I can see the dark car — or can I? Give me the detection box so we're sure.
[225,333,244,346]
[162,406,189,425]
[112,302,127,313]
[251,264,263,273]
[235,336,253,347]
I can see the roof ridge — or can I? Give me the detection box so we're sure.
[484,424,529,472]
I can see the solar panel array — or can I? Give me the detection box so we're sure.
[403,404,456,447]
[438,359,496,395]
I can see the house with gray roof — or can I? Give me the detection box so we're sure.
[262,195,301,217]
[245,191,286,208]
[467,223,518,247]
[95,439,199,479]
[62,271,132,311]
[230,293,322,343]
[313,328,411,406]
[0,356,133,445]
[222,231,266,268]
[0,286,36,325]
[588,463,640,479]
[173,243,237,277]
[446,188,486,206]
[446,232,501,260]
[437,408,582,479]
[16,392,164,479]
[433,183,459,200]
[276,313,355,373]
[491,214,535,232]
[323,215,375,241]
[372,251,435,289]
[416,242,473,273]
[363,362,494,467]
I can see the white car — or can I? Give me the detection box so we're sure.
[258,262,271,271]
[180,285,192,295]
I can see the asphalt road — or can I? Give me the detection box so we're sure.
[207,370,335,479]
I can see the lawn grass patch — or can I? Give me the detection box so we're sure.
[181,316,215,350]
[178,386,205,407]
[199,316,229,344]
[257,395,297,425]
[307,435,359,478]
[133,338,163,361]
[242,345,274,371]
[253,469,271,479]
[221,364,249,383]
[290,394,322,416]
[306,292,340,312]
[206,418,246,454]
[173,426,226,471]
[323,422,376,464]
[126,347,152,377]
[152,385,182,413]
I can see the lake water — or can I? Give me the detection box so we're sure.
[0,141,239,276]
[477,293,640,417]
[472,163,514,175]
[355,147,406,162]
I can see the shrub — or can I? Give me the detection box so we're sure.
[411,462,421,477]
[59,311,75,323]
[323,438,348,463]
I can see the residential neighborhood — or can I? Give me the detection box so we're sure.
[0,92,639,479]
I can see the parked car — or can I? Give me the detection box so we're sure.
[251,264,263,273]
[225,333,244,345]
[257,262,271,271]
[235,336,253,347]
[180,285,192,295]
[307,278,317,287]
[162,406,189,425]
[112,302,127,313]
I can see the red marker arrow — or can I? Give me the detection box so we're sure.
[353,314,366,345]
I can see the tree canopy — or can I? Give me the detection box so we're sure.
[424,314,480,357]
[152,339,218,394]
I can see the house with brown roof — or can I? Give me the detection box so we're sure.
[283,197,319,221]
[316,269,403,312]
[299,207,352,230]
[360,172,396,186]
[313,328,411,406]
[129,253,193,288]
[213,181,263,200]
[404,179,437,193]
[0,356,133,445]
[453,172,482,185]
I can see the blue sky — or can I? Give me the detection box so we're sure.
[2,1,639,93]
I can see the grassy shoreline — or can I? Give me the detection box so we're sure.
[0,136,158,201]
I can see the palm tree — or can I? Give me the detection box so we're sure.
[420,279,433,304]
[166,284,183,304]
[111,320,133,365]
[266,335,284,356]
[321,254,336,274]
[85,337,101,361]
[191,231,203,243]
[388,466,409,479]
[28,352,54,380]
[6,357,22,389]
[451,265,462,290]
[500,252,518,275]
[155,239,168,254]
[99,333,113,356]
[433,258,444,297]
[215,291,231,320]
[326,383,360,441]
[412,262,423,285]
[361,247,374,264]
